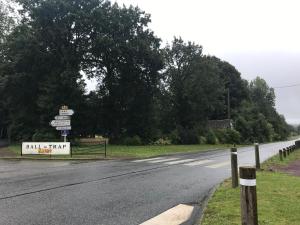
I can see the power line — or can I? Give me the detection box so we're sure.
[273,83,300,89]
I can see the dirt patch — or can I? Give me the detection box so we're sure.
[271,161,300,177]
[0,147,17,157]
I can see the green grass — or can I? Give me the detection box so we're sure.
[6,143,237,159]
[106,144,234,158]
[262,150,300,169]
[201,150,300,225]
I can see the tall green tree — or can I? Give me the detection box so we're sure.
[162,38,226,143]
[84,3,164,142]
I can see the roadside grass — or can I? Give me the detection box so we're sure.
[201,149,300,225]
[106,144,233,158]
[6,143,237,159]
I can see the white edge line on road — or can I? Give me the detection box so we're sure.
[206,161,230,169]
[139,204,194,225]
[148,158,180,163]
[184,159,213,166]
[132,157,165,163]
[165,159,196,165]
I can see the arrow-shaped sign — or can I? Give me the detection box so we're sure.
[59,109,74,116]
[55,115,70,120]
[56,126,72,131]
[50,120,71,127]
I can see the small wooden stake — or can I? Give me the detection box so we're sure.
[240,166,258,225]
[279,150,283,161]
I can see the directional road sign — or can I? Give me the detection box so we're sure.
[55,115,70,120]
[56,126,72,131]
[50,120,71,127]
[59,109,74,116]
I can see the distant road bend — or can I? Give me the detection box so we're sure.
[0,140,295,225]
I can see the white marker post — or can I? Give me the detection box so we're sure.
[240,166,258,225]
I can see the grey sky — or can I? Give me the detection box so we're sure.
[88,0,300,124]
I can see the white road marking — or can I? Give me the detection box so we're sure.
[140,204,194,225]
[149,158,180,163]
[132,157,165,163]
[206,161,230,169]
[165,159,196,165]
[184,159,213,166]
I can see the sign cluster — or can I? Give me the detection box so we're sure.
[50,106,74,138]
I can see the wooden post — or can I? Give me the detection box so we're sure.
[279,150,283,161]
[287,147,290,156]
[255,143,260,170]
[240,167,258,225]
[231,147,238,188]
[283,148,287,158]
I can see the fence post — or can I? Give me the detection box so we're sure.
[279,150,283,161]
[255,143,260,170]
[283,148,287,158]
[231,147,238,188]
[286,147,290,156]
[240,166,258,225]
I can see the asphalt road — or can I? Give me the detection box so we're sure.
[0,140,296,225]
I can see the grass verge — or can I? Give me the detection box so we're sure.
[6,143,238,159]
[201,150,300,225]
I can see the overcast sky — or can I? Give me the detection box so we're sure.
[94,0,300,124]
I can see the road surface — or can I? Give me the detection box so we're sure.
[0,140,296,225]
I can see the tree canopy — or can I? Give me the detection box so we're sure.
[0,0,293,144]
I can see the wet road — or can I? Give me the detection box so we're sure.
[0,140,296,225]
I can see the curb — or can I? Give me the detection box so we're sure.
[195,184,221,225]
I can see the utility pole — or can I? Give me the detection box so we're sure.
[227,88,231,120]
[227,88,231,129]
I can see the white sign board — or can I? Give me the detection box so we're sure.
[22,142,70,155]
[59,109,74,116]
[55,115,70,120]
[50,120,71,127]
[56,126,72,130]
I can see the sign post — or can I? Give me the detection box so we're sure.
[49,105,74,142]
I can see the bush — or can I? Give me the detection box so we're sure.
[123,135,142,145]
[214,129,241,144]
[32,131,56,141]
[206,130,217,144]
[198,136,207,144]
[153,137,172,145]
[214,129,227,144]
[225,129,241,144]
[169,127,199,144]
[169,129,180,144]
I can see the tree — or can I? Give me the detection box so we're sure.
[84,3,164,142]
[163,38,226,143]
[0,0,16,139]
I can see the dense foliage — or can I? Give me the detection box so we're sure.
[0,0,293,144]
